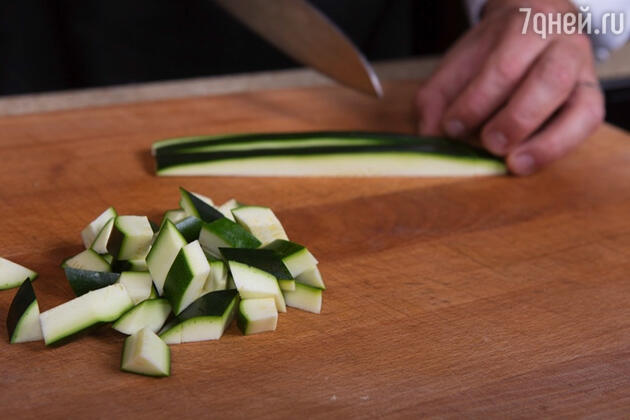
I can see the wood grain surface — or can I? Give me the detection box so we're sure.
[1,81,629,419]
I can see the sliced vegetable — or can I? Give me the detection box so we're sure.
[203,259,228,293]
[153,133,506,177]
[217,199,239,221]
[283,283,322,314]
[152,131,438,155]
[231,206,288,246]
[163,241,209,315]
[117,271,153,304]
[263,239,318,277]
[127,258,148,272]
[199,218,261,258]
[237,298,277,336]
[113,299,171,335]
[107,216,154,261]
[146,220,187,295]
[64,267,120,296]
[174,216,203,242]
[90,218,114,254]
[62,249,111,273]
[179,188,224,223]
[0,257,38,290]
[228,261,286,312]
[160,289,238,344]
[295,266,326,290]
[40,283,134,346]
[162,209,187,225]
[121,327,170,377]
[81,207,117,249]
[219,248,294,291]
[6,280,43,343]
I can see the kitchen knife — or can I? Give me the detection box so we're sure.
[213,0,383,98]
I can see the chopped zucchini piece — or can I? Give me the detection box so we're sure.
[217,199,239,221]
[228,261,286,312]
[162,209,187,225]
[163,241,209,315]
[117,271,153,304]
[40,283,134,346]
[283,283,322,314]
[90,218,114,254]
[64,267,120,296]
[203,259,228,293]
[199,218,261,258]
[219,248,294,291]
[113,299,172,335]
[107,216,154,261]
[127,258,148,272]
[160,289,238,344]
[0,257,38,290]
[237,298,278,335]
[296,266,326,290]
[174,216,203,242]
[121,327,170,377]
[146,220,187,295]
[81,207,117,249]
[263,239,318,277]
[6,280,43,343]
[179,188,224,223]
[62,249,111,273]
[231,206,288,246]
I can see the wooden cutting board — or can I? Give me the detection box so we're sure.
[1,81,630,418]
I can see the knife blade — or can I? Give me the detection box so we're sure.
[213,0,383,98]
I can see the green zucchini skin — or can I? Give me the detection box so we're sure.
[179,188,225,223]
[177,289,239,321]
[154,132,456,155]
[219,248,293,281]
[64,267,121,296]
[175,216,203,242]
[6,280,37,342]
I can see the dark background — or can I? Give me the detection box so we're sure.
[0,0,627,129]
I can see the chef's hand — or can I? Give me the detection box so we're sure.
[416,0,605,176]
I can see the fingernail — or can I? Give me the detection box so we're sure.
[510,153,536,176]
[485,131,508,155]
[445,120,465,138]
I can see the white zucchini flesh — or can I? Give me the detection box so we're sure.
[121,327,170,377]
[163,209,187,224]
[12,301,43,343]
[157,153,508,177]
[203,260,228,293]
[237,298,278,335]
[159,290,238,345]
[231,206,288,246]
[117,271,153,305]
[62,249,111,273]
[0,257,38,290]
[90,218,115,254]
[283,283,322,314]
[264,240,318,278]
[163,241,209,315]
[278,279,296,292]
[228,261,286,313]
[217,199,239,221]
[146,220,187,295]
[111,216,154,260]
[81,207,117,249]
[39,283,134,345]
[296,266,326,290]
[113,299,172,335]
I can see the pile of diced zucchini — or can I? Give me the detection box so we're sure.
[2,188,325,377]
